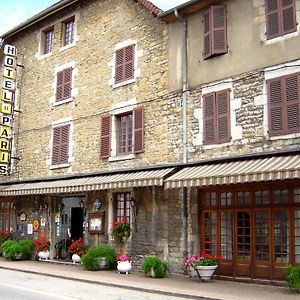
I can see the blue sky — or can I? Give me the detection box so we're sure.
[0,0,188,36]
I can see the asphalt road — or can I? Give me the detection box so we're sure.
[0,269,194,300]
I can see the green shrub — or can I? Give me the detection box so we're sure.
[287,265,300,293]
[141,256,169,278]
[2,239,34,260]
[81,244,117,271]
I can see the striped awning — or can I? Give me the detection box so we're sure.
[165,155,300,188]
[0,168,174,196]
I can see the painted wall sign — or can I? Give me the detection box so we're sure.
[0,44,17,175]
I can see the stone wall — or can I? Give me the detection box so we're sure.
[1,0,170,182]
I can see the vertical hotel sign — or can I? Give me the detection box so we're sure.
[0,45,17,175]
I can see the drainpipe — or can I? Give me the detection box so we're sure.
[174,8,189,269]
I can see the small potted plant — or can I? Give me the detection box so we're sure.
[110,217,131,247]
[68,237,86,263]
[116,249,132,274]
[184,250,222,281]
[141,256,169,278]
[34,238,51,260]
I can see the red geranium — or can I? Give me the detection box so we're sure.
[68,238,87,256]
[34,238,50,253]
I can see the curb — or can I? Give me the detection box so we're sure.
[0,265,221,300]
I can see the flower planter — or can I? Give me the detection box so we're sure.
[98,257,109,270]
[14,252,23,260]
[38,250,50,260]
[117,260,132,274]
[72,253,81,264]
[195,265,218,281]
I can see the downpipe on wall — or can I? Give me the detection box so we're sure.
[174,8,189,272]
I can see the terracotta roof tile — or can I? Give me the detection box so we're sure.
[135,0,163,15]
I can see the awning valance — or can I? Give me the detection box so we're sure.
[165,155,300,188]
[0,168,174,196]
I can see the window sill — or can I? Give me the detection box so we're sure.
[59,42,76,52]
[50,163,70,170]
[52,97,73,107]
[108,154,136,162]
[111,78,136,89]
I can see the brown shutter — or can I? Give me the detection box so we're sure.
[56,71,64,101]
[203,93,216,144]
[100,114,111,158]
[52,125,70,165]
[56,68,72,102]
[266,0,280,39]
[268,78,283,136]
[60,125,70,163]
[124,45,134,81]
[212,5,227,55]
[52,127,60,165]
[115,45,134,84]
[133,106,144,153]
[63,68,72,99]
[216,89,230,142]
[282,0,296,35]
[115,48,124,84]
[203,9,211,59]
[285,74,299,132]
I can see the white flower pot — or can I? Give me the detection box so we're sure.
[117,260,132,274]
[72,253,81,264]
[195,265,218,281]
[38,250,50,260]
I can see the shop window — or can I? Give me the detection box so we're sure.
[273,189,288,204]
[255,190,269,205]
[221,191,232,206]
[294,187,300,202]
[203,211,217,256]
[237,191,251,206]
[203,4,227,59]
[295,210,300,263]
[220,211,233,259]
[0,200,14,231]
[255,211,270,261]
[203,192,217,207]
[274,210,289,263]
[114,192,131,223]
[265,0,296,40]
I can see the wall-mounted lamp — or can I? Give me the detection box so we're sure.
[79,199,85,208]
[59,202,65,212]
[93,198,102,211]
[130,197,136,207]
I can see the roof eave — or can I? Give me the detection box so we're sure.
[158,0,222,23]
[0,0,79,40]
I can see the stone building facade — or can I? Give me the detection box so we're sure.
[0,0,179,268]
[161,0,300,282]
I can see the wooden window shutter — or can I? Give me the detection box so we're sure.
[282,0,296,35]
[56,71,64,101]
[266,0,296,39]
[203,9,211,59]
[266,0,280,39]
[268,78,283,136]
[285,74,299,132]
[52,127,60,165]
[56,68,72,102]
[100,114,111,158]
[212,5,227,55]
[133,106,144,153]
[204,5,227,59]
[216,89,230,142]
[52,125,70,165]
[115,45,134,84]
[203,93,216,144]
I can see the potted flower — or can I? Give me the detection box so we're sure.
[34,238,50,260]
[184,250,222,281]
[68,237,86,263]
[110,217,131,247]
[116,249,132,274]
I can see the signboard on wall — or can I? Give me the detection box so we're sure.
[0,44,17,175]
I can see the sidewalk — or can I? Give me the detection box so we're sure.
[0,258,298,300]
